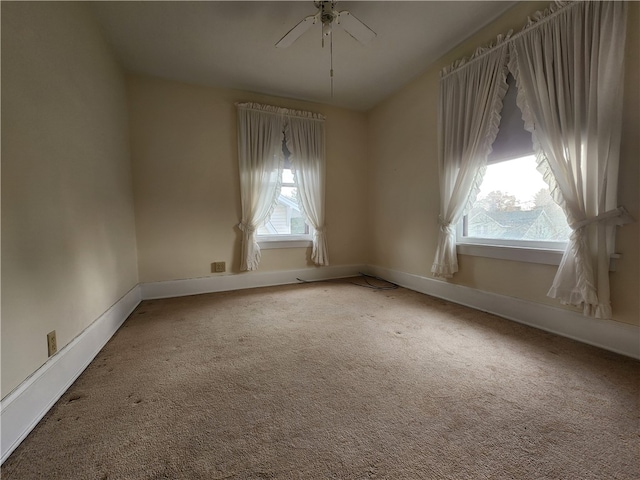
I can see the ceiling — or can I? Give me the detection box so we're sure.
[91,1,517,111]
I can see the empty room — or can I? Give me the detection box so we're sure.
[1,1,638,478]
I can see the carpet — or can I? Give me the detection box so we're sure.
[2,279,639,479]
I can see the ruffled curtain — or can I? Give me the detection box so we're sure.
[236,102,328,271]
[431,43,509,277]
[286,115,329,266]
[236,103,286,271]
[508,0,628,318]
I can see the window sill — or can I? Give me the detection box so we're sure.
[456,242,565,265]
[257,236,312,250]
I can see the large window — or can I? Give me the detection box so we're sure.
[455,74,570,264]
[459,154,570,250]
[435,1,626,316]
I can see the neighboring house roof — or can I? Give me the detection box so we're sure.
[469,206,570,241]
[278,194,300,211]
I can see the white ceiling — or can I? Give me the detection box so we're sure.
[91,1,517,111]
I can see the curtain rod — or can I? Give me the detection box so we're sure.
[441,0,576,80]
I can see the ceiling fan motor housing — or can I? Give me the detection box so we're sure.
[277,1,376,50]
[320,1,336,25]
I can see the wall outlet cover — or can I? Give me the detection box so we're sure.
[47,331,57,357]
[212,262,226,273]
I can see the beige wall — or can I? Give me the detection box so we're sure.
[1,2,139,397]
[127,75,369,283]
[368,1,640,326]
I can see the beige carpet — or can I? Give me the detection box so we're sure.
[2,279,639,479]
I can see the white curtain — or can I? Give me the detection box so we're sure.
[236,103,286,271]
[236,103,328,271]
[508,1,628,318]
[286,114,329,265]
[431,43,510,277]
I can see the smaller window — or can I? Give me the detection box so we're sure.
[257,140,313,248]
[257,167,312,237]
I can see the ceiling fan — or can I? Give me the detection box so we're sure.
[276,1,377,49]
[275,1,377,96]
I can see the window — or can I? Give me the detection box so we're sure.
[459,154,570,249]
[434,2,625,314]
[257,142,313,249]
[237,102,328,269]
[456,75,570,265]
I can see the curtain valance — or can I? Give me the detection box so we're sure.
[235,102,325,122]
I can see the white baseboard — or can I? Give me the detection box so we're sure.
[368,265,640,360]
[140,264,368,300]
[1,285,141,465]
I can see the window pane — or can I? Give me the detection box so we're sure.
[290,214,308,234]
[282,168,295,184]
[258,168,310,236]
[467,155,571,242]
[281,186,296,199]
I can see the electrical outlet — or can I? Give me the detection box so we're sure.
[47,331,57,357]
[212,261,226,273]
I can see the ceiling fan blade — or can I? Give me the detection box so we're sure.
[275,14,318,48]
[336,10,376,45]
